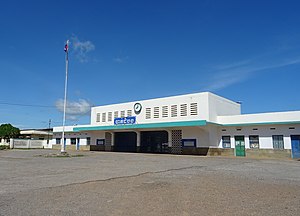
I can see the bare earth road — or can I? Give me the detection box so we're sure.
[0,150,299,216]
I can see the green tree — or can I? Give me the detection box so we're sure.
[0,124,20,139]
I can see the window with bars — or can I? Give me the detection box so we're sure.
[127,110,132,117]
[190,103,198,115]
[249,135,259,149]
[108,112,112,122]
[120,110,125,117]
[222,136,231,148]
[146,108,151,119]
[154,107,159,118]
[102,113,106,122]
[114,111,118,119]
[162,106,168,118]
[180,104,187,116]
[96,113,100,122]
[171,105,177,117]
[272,135,284,149]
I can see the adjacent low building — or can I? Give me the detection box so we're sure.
[51,92,300,159]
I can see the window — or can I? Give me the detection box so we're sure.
[96,139,105,145]
[70,138,76,145]
[222,136,231,148]
[190,103,198,115]
[253,128,258,131]
[171,105,177,117]
[120,110,125,117]
[154,107,159,118]
[102,113,106,122]
[289,127,295,130]
[273,135,284,149]
[56,138,61,144]
[162,106,168,118]
[182,139,196,147]
[96,113,100,122]
[114,111,118,119]
[180,104,187,116]
[222,129,227,132]
[127,110,132,117]
[249,135,259,149]
[86,137,91,145]
[108,112,112,122]
[146,108,151,119]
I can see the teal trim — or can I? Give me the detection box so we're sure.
[221,121,300,127]
[73,120,207,132]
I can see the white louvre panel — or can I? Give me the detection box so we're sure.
[96,113,100,122]
[146,108,151,119]
[162,106,168,118]
[127,110,132,117]
[154,107,159,118]
[190,103,198,115]
[171,105,177,117]
[114,111,118,119]
[180,104,187,116]
[102,113,106,122]
[108,112,112,122]
[120,110,125,117]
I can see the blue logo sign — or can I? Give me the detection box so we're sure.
[114,116,136,125]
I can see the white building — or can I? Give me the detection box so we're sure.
[51,92,300,159]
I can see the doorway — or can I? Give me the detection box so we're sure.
[114,132,137,152]
[235,136,245,157]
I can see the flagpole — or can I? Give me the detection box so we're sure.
[61,40,69,154]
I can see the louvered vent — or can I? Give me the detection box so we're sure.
[114,111,118,119]
[146,108,151,119]
[102,113,106,122]
[154,107,159,118]
[127,110,132,117]
[162,106,168,118]
[120,110,125,117]
[180,104,187,116]
[190,103,198,115]
[108,112,112,122]
[96,113,100,122]
[171,105,177,117]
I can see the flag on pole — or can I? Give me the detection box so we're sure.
[64,43,69,52]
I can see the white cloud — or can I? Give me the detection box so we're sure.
[204,57,300,91]
[55,99,92,120]
[71,35,95,63]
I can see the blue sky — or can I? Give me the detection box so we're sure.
[1,0,300,129]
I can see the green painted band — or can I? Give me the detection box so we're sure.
[73,120,207,132]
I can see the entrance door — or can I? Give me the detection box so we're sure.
[114,132,137,152]
[235,136,245,157]
[140,131,168,153]
[291,135,300,159]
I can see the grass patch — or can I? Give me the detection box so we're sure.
[0,145,10,150]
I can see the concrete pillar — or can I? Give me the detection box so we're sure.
[135,131,140,152]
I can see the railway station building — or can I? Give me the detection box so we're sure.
[51,92,300,159]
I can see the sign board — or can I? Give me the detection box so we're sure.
[114,116,136,125]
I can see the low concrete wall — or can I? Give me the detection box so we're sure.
[182,147,234,156]
[246,149,291,159]
[52,144,91,151]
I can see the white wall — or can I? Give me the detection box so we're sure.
[218,111,300,125]
[52,131,105,146]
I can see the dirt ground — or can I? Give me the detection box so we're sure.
[0,150,299,216]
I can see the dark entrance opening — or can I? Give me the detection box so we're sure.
[140,131,168,153]
[114,132,137,152]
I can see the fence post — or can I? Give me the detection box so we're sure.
[10,138,14,149]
